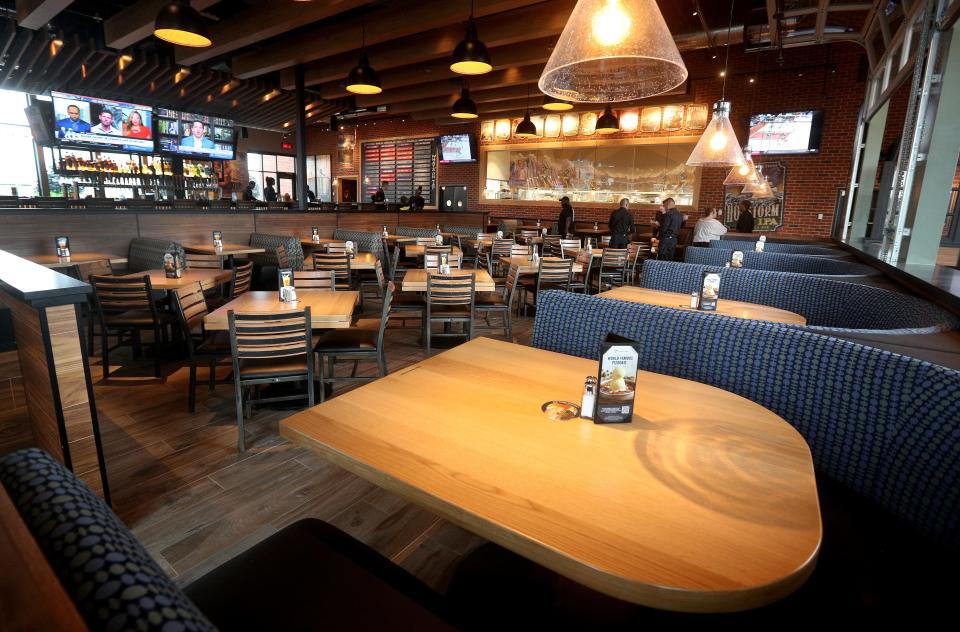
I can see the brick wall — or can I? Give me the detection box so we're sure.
[307,42,868,238]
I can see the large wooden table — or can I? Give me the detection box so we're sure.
[281,337,821,613]
[305,251,377,271]
[204,290,359,330]
[27,252,128,268]
[181,243,265,257]
[121,268,232,290]
[597,286,807,325]
[403,245,463,257]
[400,269,495,292]
[500,255,584,274]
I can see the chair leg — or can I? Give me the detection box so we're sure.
[101,329,110,380]
[377,350,387,377]
[425,318,432,356]
[208,360,217,391]
[188,362,197,412]
[317,352,326,403]
[234,380,246,452]
[87,312,95,356]
[132,329,143,358]
[504,310,512,341]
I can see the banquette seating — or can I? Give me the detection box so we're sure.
[248,233,306,289]
[332,228,385,254]
[394,226,440,239]
[708,239,843,256]
[126,237,186,273]
[640,260,960,334]
[684,245,876,276]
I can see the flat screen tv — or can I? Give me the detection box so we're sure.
[51,91,155,153]
[747,110,823,155]
[24,101,54,145]
[156,107,236,160]
[438,133,476,163]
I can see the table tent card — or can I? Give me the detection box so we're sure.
[163,251,183,279]
[730,250,744,268]
[212,230,223,248]
[594,334,640,424]
[55,236,70,258]
[699,271,721,311]
[278,269,295,302]
[311,227,320,243]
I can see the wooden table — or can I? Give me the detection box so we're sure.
[300,237,341,248]
[500,255,583,274]
[121,268,232,291]
[181,243,265,257]
[305,251,377,271]
[204,290,359,331]
[384,234,418,246]
[400,269,495,292]
[403,245,463,257]
[575,227,610,236]
[27,252,128,269]
[281,337,821,613]
[597,286,807,325]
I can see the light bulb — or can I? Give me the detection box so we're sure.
[591,0,632,47]
[709,131,728,152]
[737,164,750,176]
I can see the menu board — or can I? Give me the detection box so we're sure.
[361,137,436,206]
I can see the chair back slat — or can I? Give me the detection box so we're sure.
[415,237,438,246]
[425,245,452,255]
[374,259,386,291]
[187,253,223,270]
[228,308,311,360]
[295,269,337,290]
[73,259,113,282]
[601,248,629,268]
[491,239,515,257]
[424,253,463,270]
[91,275,153,312]
[275,243,290,269]
[232,261,253,298]
[427,273,475,306]
[509,244,529,256]
[174,282,209,332]
[538,257,574,287]
[559,239,582,258]
[325,241,348,254]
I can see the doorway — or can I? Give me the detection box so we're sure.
[338,177,358,205]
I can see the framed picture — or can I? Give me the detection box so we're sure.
[530,115,545,138]
[662,105,684,131]
[480,120,495,142]
[619,110,639,133]
[561,113,579,137]
[494,118,511,140]
[580,112,598,136]
[544,114,562,138]
[337,129,355,168]
[640,107,661,132]
[685,104,708,130]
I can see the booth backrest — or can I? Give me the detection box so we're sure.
[332,229,384,255]
[127,238,186,273]
[531,290,960,550]
[443,224,486,238]
[640,260,960,333]
[394,226,438,239]
[496,219,520,236]
[708,239,840,256]
[684,245,876,275]
[249,233,305,270]
[0,449,217,631]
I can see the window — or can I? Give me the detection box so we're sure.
[247,151,330,202]
[247,151,293,199]
[306,154,332,202]
[0,89,40,196]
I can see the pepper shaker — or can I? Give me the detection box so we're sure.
[581,376,597,420]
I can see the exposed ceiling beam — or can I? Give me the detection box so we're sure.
[814,0,829,42]
[388,82,543,115]
[353,64,545,106]
[16,0,73,30]
[232,0,554,79]
[766,0,780,49]
[103,0,219,50]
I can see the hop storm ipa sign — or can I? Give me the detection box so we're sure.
[723,161,786,232]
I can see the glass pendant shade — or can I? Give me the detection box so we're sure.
[723,149,759,186]
[154,1,212,47]
[542,94,573,111]
[451,88,478,119]
[345,52,382,95]
[686,100,745,167]
[451,17,493,75]
[538,0,687,102]
[595,104,619,134]
[514,112,537,138]
[743,175,773,197]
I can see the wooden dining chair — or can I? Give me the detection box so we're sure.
[415,237,438,246]
[424,245,453,255]
[325,242,348,255]
[172,283,231,412]
[230,261,254,298]
[594,248,629,293]
[476,264,520,340]
[275,243,290,269]
[475,250,506,290]
[559,238,582,258]
[509,244,529,257]
[228,307,315,452]
[624,242,645,285]
[313,253,353,290]
[425,272,476,356]
[424,253,463,270]
[186,253,224,270]
[567,251,594,294]
[360,259,386,304]
[90,274,173,380]
[518,229,540,244]
[295,270,337,290]
[491,239,515,261]
[519,257,574,316]
[543,235,561,257]
[71,259,114,355]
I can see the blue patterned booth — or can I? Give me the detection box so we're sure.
[684,245,876,276]
[640,260,960,334]
[708,239,841,256]
[127,237,186,273]
[332,229,385,255]
[531,290,960,552]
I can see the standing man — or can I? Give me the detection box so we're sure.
[692,208,728,247]
[263,176,278,202]
[409,185,426,211]
[608,198,636,248]
[557,196,575,237]
[736,200,755,233]
[658,197,683,260]
[242,180,257,201]
[92,108,121,135]
[371,182,387,209]
[56,104,91,137]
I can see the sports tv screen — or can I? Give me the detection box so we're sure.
[438,133,476,163]
[51,91,154,152]
[156,108,236,160]
[747,110,823,155]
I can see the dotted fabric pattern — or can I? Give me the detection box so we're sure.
[443,225,488,238]
[332,229,385,254]
[639,260,960,333]
[393,227,439,239]
[684,245,876,276]
[709,239,841,256]
[249,233,305,271]
[531,290,960,550]
[0,449,218,632]
[127,238,186,273]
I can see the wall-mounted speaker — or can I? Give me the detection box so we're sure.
[440,185,468,211]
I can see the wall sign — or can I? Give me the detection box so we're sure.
[337,129,355,168]
[723,160,786,232]
[361,137,437,206]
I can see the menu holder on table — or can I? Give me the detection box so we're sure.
[345,240,355,258]
[212,230,223,249]
[755,235,766,252]
[279,268,296,302]
[311,227,320,243]
[594,334,640,424]
[163,251,183,279]
[55,236,70,258]
[730,250,744,268]
[699,271,720,311]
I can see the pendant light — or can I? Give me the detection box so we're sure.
[154,1,212,47]
[451,1,492,75]
[595,104,619,134]
[686,0,744,167]
[743,166,774,197]
[542,94,573,111]
[346,12,382,95]
[514,87,537,138]
[539,0,687,102]
[723,148,759,186]
[452,83,478,119]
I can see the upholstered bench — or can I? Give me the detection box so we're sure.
[332,229,385,254]
[707,239,842,256]
[394,226,441,239]
[684,245,876,276]
[127,237,186,273]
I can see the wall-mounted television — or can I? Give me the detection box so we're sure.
[51,91,155,153]
[438,133,477,163]
[24,101,54,145]
[156,107,236,160]
[747,110,823,155]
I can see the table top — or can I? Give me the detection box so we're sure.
[597,286,808,325]
[300,237,340,247]
[500,255,584,274]
[403,245,464,257]
[575,227,610,235]
[121,268,231,290]
[204,290,359,331]
[280,337,821,613]
[401,269,495,292]
[384,234,418,245]
[27,252,128,268]
[181,243,265,256]
[306,251,378,271]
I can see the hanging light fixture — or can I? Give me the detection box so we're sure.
[452,83,478,119]
[723,148,759,186]
[451,1,492,75]
[539,0,687,103]
[595,104,619,134]
[742,165,773,197]
[686,0,744,167]
[154,1,212,47]
[514,86,537,138]
[345,12,381,95]
[542,94,573,111]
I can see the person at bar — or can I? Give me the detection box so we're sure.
[692,208,728,247]
[372,182,387,210]
[92,108,121,135]
[736,200,755,233]
[243,180,257,201]
[263,177,278,202]
[123,110,151,139]
[307,188,317,202]
[658,197,683,260]
[558,196,575,237]
[180,120,215,150]
[608,198,635,248]
[399,195,411,211]
[56,104,91,137]
[409,185,425,211]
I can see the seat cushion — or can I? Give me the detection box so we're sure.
[184,519,457,631]
[314,328,379,352]
[105,309,172,327]
[238,356,309,379]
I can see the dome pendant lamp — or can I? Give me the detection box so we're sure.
[514,87,537,138]
[595,104,620,134]
[686,0,744,168]
[345,12,382,95]
[452,84,478,119]
[539,0,687,103]
[154,1,212,47]
[451,1,492,75]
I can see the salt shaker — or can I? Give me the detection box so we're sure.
[690,291,699,308]
[581,376,597,420]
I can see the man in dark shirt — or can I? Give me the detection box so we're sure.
[736,200,755,233]
[242,180,256,201]
[608,198,636,248]
[263,176,278,202]
[557,196,575,237]
[409,186,426,211]
[307,188,317,202]
[372,182,387,209]
[658,197,683,260]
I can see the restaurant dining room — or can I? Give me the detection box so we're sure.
[1,0,959,629]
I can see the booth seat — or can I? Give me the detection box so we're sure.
[332,229,385,255]
[0,449,457,632]
[707,239,841,256]
[248,232,305,271]
[127,237,186,273]
[394,226,440,239]
[639,260,960,334]
[684,245,876,276]
[531,290,960,553]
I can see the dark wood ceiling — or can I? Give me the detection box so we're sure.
[0,0,879,131]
